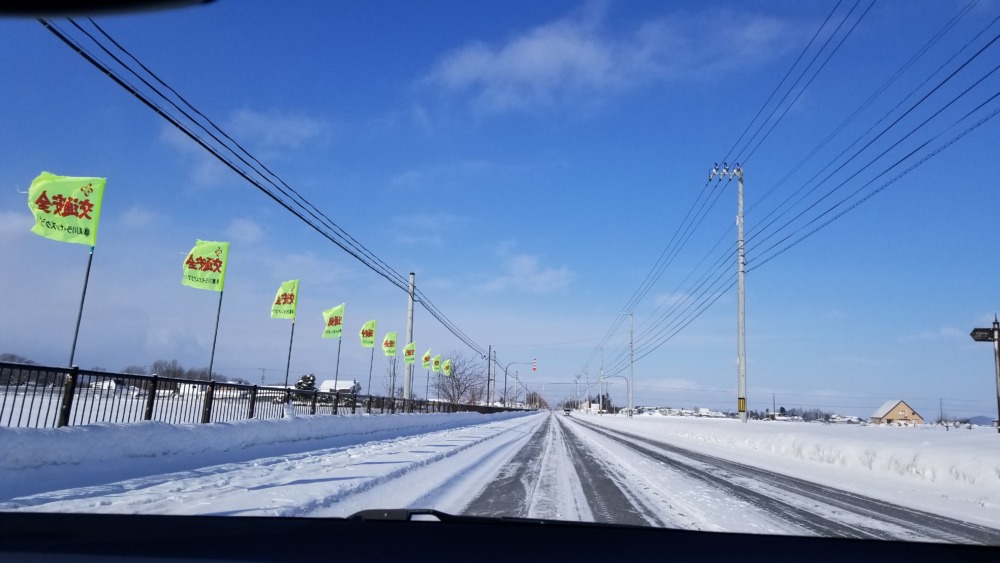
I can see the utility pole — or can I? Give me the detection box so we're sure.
[628,311,634,419]
[710,163,747,423]
[404,273,415,404]
[600,347,604,415]
[486,345,492,405]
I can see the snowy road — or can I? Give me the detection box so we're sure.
[562,415,1000,544]
[5,411,1000,545]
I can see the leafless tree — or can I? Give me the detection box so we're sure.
[432,352,486,404]
[382,358,403,398]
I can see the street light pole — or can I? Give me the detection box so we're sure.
[499,360,532,406]
[970,316,1000,433]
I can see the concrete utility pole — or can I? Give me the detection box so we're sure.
[600,347,604,414]
[404,273,415,403]
[620,311,633,418]
[710,163,747,423]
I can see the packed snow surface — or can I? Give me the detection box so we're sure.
[1,411,998,534]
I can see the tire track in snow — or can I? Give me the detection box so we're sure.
[462,415,550,517]
[570,417,884,540]
[572,417,1000,544]
[8,414,543,518]
[555,415,664,527]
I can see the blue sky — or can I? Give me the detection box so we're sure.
[2,0,999,419]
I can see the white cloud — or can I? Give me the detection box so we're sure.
[896,326,965,344]
[478,252,572,293]
[0,210,33,236]
[120,206,156,227]
[159,107,328,187]
[227,108,328,152]
[388,159,494,191]
[422,5,800,115]
[225,218,264,245]
[391,212,466,246]
[159,126,232,187]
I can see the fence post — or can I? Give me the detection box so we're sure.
[351,393,357,415]
[334,391,340,415]
[56,365,79,428]
[143,375,158,421]
[248,386,258,419]
[310,389,318,415]
[200,380,216,424]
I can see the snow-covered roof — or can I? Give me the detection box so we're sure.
[872,399,907,419]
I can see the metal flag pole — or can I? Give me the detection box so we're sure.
[334,337,343,381]
[425,368,430,401]
[68,246,95,367]
[366,345,375,400]
[283,320,296,389]
[207,289,224,379]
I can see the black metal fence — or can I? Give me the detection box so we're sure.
[0,361,522,429]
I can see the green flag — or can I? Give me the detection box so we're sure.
[28,171,106,246]
[182,240,229,292]
[382,332,398,357]
[271,279,299,319]
[442,359,452,377]
[360,319,377,347]
[403,342,416,364]
[432,355,441,373]
[322,303,345,339]
[422,349,432,370]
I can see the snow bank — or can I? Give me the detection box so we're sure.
[585,415,1000,526]
[0,411,529,472]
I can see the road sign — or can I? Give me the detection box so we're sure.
[970,328,994,342]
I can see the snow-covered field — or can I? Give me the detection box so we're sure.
[1,410,998,540]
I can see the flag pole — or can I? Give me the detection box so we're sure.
[425,368,429,402]
[68,246,95,367]
[207,289,224,379]
[366,345,375,400]
[334,337,343,382]
[283,319,296,390]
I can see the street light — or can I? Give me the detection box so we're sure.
[606,374,630,416]
[498,360,532,406]
[970,316,1000,433]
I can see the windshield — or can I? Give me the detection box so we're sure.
[2,0,1000,546]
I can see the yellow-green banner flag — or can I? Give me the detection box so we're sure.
[442,359,452,377]
[403,342,416,364]
[360,319,377,347]
[28,172,106,246]
[271,279,299,319]
[422,349,432,370]
[182,240,229,292]
[322,303,345,339]
[382,332,398,357]
[432,355,441,373]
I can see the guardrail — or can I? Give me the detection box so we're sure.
[0,361,521,429]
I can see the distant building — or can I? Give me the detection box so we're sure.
[870,400,924,426]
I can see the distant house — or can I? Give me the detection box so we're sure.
[870,400,924,426]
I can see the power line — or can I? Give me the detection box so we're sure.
[41,18,485,356]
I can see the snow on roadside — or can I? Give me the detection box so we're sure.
[581,414,1000,528]
[0,412,530,500]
